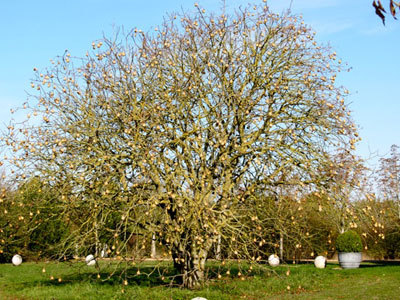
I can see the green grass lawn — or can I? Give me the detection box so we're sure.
[0,260,399,299]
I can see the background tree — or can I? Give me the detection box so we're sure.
[377,145,400,206]
[361,144,400,259]
[355,194,393,259]
[3,2,359,288]
[0,176,68,262]
[317,150,366,234]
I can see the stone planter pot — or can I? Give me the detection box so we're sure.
[338,252,362,269]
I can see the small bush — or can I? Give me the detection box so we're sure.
[336,230,363,252]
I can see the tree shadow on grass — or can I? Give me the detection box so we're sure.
[279,259,400,269]
[359,260,400,268]
[31,265,175,288]
[20,261,276,290]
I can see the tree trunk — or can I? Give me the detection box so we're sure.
[173,246,208,289]
[94,220,99,257]
[216,234,221,260]
[151,234,156,258]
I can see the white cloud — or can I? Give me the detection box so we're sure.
[266,0,355,36]
[268,0,341,12]
[308,19,355,35]
[360,24,394,36]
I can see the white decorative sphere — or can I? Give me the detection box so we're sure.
[268,254,280,267]
[87,259,96,266]
[12,254,22,266]
[314,256,326,269]
[191,298,208,300]
[85,254,96,266]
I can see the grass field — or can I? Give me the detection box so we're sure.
[0,260,400,299]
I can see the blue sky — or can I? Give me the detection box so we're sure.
[1,0,399,168]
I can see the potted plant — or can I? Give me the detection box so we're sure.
[336,230,363,269]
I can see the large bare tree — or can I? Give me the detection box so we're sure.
[3,2,359,288]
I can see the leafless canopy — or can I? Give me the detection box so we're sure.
[2,2,359,288]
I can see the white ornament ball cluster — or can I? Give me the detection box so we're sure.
[268,254,280,267]
[314,256,326,269]
[85,254,96,266]
[12,254,22,266]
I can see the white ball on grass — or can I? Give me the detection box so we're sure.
[85,254,96,266]
[87,259,96,266]
[12,254,22,266]
[268,254,280,267]
[191,298,208,300]
[314,256,326,269]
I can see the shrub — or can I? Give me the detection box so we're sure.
[0,178,71,262]
[336,230,363,252]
